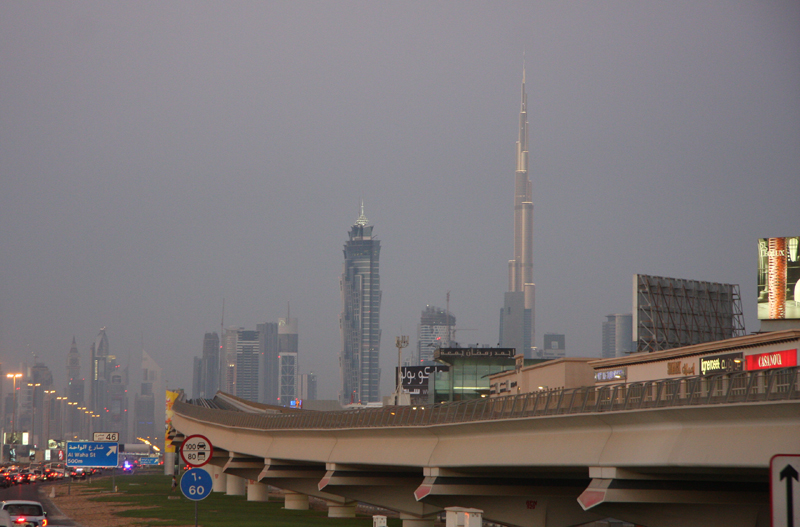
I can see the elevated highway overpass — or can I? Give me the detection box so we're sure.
[171,366,800,527]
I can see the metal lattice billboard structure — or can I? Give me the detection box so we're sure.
[634,274,745,353]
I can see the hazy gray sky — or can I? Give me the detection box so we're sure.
[2,2,798,400]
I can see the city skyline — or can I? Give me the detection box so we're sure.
[1,2,798,401]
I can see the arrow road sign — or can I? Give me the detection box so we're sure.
[66,441,120,468]
[772,455,800,527]
[181,468,213,501]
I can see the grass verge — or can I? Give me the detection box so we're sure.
[80,473,403,526]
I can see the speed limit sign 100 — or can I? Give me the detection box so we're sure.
[180,434,213,467]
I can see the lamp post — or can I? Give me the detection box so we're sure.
[27,383,41,449]
[66,402,77,439]
[77,407,86,439]
[394,336,409,405]
[43,390,55,449]
[55,397,67,442]
[6,374,22,444]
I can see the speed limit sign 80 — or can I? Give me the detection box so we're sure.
[180,434,213,467]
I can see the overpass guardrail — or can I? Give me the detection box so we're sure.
[178,366,800,431]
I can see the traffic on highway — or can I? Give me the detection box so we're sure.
[0,462,131,527]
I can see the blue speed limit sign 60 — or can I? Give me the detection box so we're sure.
[181,468,213,501]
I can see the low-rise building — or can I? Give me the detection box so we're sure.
[433,347,547,403]
[590,329,799,386]
[489,356,595,397]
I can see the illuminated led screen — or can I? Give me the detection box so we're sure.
[758,237,800,320]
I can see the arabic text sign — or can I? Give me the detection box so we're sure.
[66,441,119,467]
[434,347,516,360]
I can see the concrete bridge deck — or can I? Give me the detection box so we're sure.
[171,366,800,527]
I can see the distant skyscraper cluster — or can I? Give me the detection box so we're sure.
[89,328,128,440]
[500,68,536,359]
[0,328,161,458]
[340,203,382,405]
[190,306,309,408]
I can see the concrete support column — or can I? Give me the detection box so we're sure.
[210,465,226,493]
[284,491,309,510]
[327,500,357,518]
[163,452,175,476]
[246,480,270,502]
[225,474,246,495]
[445,507,482,527]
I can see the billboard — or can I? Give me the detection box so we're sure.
[165,390,180,453]
[699,352,743,375]
[397,366,448,396]
[434,348,515,360]
[758,237,800,320]
[633,274,745,353]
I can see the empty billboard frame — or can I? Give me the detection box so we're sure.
[633,274,745,353]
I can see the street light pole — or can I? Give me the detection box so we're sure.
[27,383,41,449]
[394,336,409,405]
[56,397,67,442]
[43,390,55,449]
[6,374,22,443]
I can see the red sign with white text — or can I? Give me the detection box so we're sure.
[745,349,797,371]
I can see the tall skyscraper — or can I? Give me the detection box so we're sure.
[500,68,536,358]
[257,322,278,404]
[602,314,633,359]
[106,355,128,442]
[235,329,260,402]
[192,358,203,399]
[539,333,566,359]
[87,328,128,438]
[219,327,239,394]
[89,328,110,416]
[135,350,162,445]
[278,311,298,406]
[299,372,317,401]
[66,337,84,403]
[340,203,382,405]
[200,332,220,398]
[417,306,455,365]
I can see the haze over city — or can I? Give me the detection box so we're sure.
[1,2,798,401]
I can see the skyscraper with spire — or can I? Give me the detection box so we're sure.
[89,328,110,415]
[500,68,535,357]
[340,202,382,405]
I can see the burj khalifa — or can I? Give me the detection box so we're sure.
[499,68,535,357]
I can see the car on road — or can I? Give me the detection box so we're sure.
[0,500,48,527]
